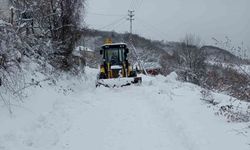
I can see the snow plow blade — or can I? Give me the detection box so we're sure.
[96,77,142,88]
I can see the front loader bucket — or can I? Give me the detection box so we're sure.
[96,77,142,88]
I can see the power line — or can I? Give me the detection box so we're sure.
[97,16,127,30]
[129,0,136,10]
[136,21,166,40]
[87,12,125,17]
[112,19,127,30]
[136,0,144,11]
[136,17,168,40]
[130,0,141,11]
[131,0,143,11]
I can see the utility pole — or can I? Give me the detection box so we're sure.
[127,10,135,38]
[126,10,148,75]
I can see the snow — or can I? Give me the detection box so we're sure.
[97,77,136,87]
[73,46,94,57]
[0,20,5,24]
[0,19,9,26]
[74,46,94,52]
[144,62,162,69]
[0,67,250,150]
[207,60,250,75]
[110,65,122,70]
[9,6,14,10]
[101,43,127,47]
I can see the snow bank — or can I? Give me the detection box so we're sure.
[0,68,250,150]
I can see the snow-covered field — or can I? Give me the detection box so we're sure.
[0,67,250,150]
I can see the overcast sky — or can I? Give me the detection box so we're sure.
[85,0,250,53]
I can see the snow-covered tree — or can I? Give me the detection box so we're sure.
[0,0,85,112]
[9,0,85,70]
[176,34,206,85]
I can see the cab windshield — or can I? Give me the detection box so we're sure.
[104,48,124,64]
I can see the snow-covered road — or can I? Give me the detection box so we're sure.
[0,68,249,150]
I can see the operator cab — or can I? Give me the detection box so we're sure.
[100,43,129,65]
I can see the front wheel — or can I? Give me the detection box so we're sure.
[99,72,107,79]
[129,71,137,77]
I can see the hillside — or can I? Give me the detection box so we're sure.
[201,45,249,64]
[78,29,171,67]
[78,29,247,69]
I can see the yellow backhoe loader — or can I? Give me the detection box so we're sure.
[96,41,142,87]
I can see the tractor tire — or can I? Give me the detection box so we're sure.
[129,71,137,77]
[99,72,107,79]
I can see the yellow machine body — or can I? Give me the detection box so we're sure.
[96,42,141,87]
